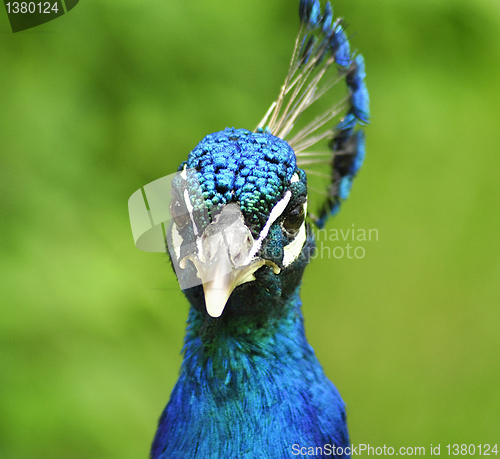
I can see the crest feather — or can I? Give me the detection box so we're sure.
[256,0,370,228]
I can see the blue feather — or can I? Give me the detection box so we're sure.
[299,0,321,29]
[321,1,333,35]
[347,55,370,123]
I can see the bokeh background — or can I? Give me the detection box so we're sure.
[1,0,499,457]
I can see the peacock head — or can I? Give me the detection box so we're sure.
[129,0,369,321]
[167,128,314,319]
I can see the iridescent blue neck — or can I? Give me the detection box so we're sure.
[151,289,350,459]
[181,288,311,396]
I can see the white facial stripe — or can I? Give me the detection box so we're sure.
[245,190,292,263]
[183,188,198,236]
[196,235,203,262]
[181,164,187,180]
[282,202,307,267]
[258,191,292,242]
[291,173,299,183]
[171,223,183,260]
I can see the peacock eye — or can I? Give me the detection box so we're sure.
[282,203,305,237]
[170,199,190,229]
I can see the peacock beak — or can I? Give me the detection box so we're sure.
[180,203,280,318]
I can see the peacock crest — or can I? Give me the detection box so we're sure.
[257,0,370,228]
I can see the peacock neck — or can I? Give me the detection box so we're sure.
[180,286,317,396]
[152,286,348,459]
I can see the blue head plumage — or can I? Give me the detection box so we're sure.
[183,128,297,231]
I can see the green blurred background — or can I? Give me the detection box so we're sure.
[1,0,499,457]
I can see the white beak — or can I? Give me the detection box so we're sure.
[181,203,279,317]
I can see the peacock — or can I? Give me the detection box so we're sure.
[132,1,369,457]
